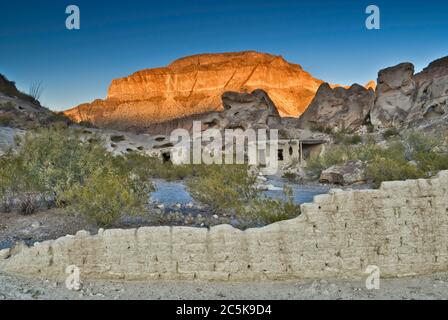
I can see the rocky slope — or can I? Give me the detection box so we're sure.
[0,74,66,130]
[63,51,326,130]
[372,56,448,128]
[298,56,448,133]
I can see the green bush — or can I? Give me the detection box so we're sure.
[1,102,16,112]
[0,128,154,225]
[306,129,448,188]
[110,135,126,143]
[187,164,258,215]
[78,121,95,128]
[306,144,353,176]
[0,113,14,126]
[186,165,301,226]
[383,128,400,140]
[250,185,301,225]
[333,133,362,145]
[366,158,422,188]
[63,165,152,227]
[0,152,43,214]
[282,171,298,182]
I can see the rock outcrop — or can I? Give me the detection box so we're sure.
[372,56,448,128]
[370,63,416,127]
[63,51,325,130]
[217,89,282,130]
[409,56,448,124]
[297,83,374,133]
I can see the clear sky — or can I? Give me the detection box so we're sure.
[0,0,447,111]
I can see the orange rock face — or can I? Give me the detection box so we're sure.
[63,51,325,129]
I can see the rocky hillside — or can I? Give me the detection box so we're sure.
[63,51,326,130]
[299,55,448,133]
[0,74,69,130]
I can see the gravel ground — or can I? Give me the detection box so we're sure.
[1,271,448,300]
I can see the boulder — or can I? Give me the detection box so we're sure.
[408,56,448,124]
[219,89,282,130]
[0,248,10,260]
[298,83,374,133]
[371,56,448,129]
[371,63,416,128]
[319,161,366,185]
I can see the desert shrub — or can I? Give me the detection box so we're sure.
[45,112,72,126]
[0,150,44,214]
[62,165,152,227]
[333,132,362,145]
[187,164,258,215]
[306,144,352,176]
[250,185,301,225]
[78,121,95,128]
[186,165,300,225]
[0,113,14,126]
[1,102,16,112]
[148,160,196,181]
[383,128,400,140]
[110,135,126,143]
[9,129,110,202]
[282,171,298,182]
[18,193,40,215]
[29,81,43,101]
[117,153,198,181]
[0,128,154,225]
[307,130,448,187]
[405,132,448,174]
[366,158,422,188]
[348,134,362,145]
[310,123,333,135]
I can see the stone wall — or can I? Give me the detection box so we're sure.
[1,171,448,282]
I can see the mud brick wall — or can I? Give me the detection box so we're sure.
[1,171,447,281]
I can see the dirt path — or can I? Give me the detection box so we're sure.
[1,271,448,300]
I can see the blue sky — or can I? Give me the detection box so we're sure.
[0,0,447,111]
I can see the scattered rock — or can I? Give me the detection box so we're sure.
[31,221,41,229]
[0,248,11,260]
[319,161,366,185]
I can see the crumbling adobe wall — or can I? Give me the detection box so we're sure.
[1,171,448,282]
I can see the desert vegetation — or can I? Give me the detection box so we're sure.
[0,128,301,228]
[0,128,154,226]
[186,165,301,226]
[306,130,448,187]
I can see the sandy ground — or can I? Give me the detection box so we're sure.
[1,271,448,300]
